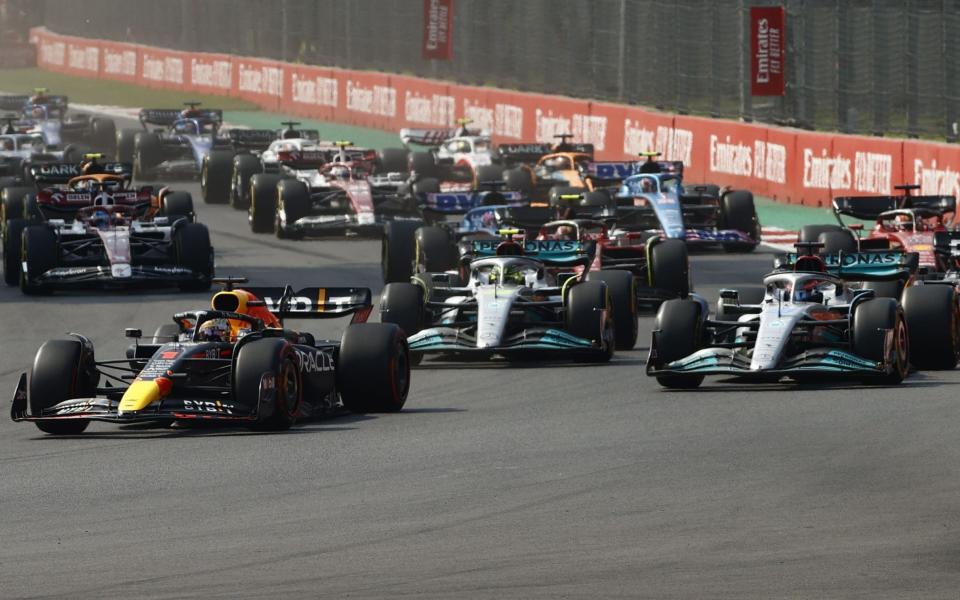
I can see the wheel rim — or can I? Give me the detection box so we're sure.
[278,360,300,417]
[894,318,909,377]
[390,337,410,404]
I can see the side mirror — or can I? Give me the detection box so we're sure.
[124,328,142,339]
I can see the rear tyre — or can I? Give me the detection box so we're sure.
[201,149,234,204]
[586,270,637,350]
[866,279,904,300]
[234,338,299,430]
[503,168,533,196]
[798,224,844,244]
[720,190,760,252]
[415,226,457,273]
[377,147,410,174]
[30,339,96,434]
[133,132,162,181]
[90,117,117,157]
[382,219,423,283]
[116,128,138,164]
[173,223,213,291]
[249,173,281,233]
[565,280,614,362]
[653,298,704,389]
[853,297,909,384]
[902,285,959,370]
[582,190,614,210]
[2,186,31,224]
[818,230,857,254]
[474,164,504,187]
[379,282,424,338]
[338,323,410,413]
[649,238,690,298]
[20,225,57,295]
[409,151,439,179]
[3,217,25,286]
[276,179,310,239]
[548,185,587,209]
[160,191,195,222]
[231,154,262,210]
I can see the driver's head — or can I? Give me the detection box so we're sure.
[329,165,350,179]
[196,319,232,343]
[282,128,299,139]
[80,158,102,175]
[502,265,527,286]
[31,106,43,119]
[556,225,577,240]
[640,178,654,192]
[0,138,12,151]
[545,156,565,170]
[895,213,913,230]
[90,209,110,229]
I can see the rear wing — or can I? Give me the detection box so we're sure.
[243,286,373,320]
[833,194,957,219]
[226,128,276,149]
[468,239,593,265]
[0,95,28,111]
[29,161,132,184]
[400,127,487,146]
[496,142,595,164]
[588,160,684,184]
[139,108,223,127]
[422,190,524,214]
[774,250,919,280]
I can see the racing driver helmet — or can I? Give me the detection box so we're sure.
[894,213,913,231]
[328,164,350,180]
[196,319,232,343]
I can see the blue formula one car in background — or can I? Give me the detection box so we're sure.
[116,102,230,181]
[579,157,761,253]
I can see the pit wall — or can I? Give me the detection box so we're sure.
[29,26,960,207]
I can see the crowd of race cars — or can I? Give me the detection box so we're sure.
[6,92,960,436]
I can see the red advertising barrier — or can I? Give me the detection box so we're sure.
[27,26,960,209]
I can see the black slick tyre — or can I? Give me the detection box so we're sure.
[160,191,195,222]
[818,230,857,254]
[133,132,162,180]
[379,282,424,338]
[90,117,117,157]
[173,223,213,291]
[586,270,638,350]
[201,149,234,204]
[902,285,959,370]
[249,173,281,233]
[3,217,25,286]
[231,154,262,209]
[652,298,704,389]
[852,297,909,384]
[415,226,457,272]
[409,151,439,179]
[649,238,690,298]
[116,128,138,164]
[377,147,410,174]
[30,339,96,434]
[338,323,410,413]
[20,225,57,295]
[234,338,299,430]
[276,179,309,238]
[720,190,760,252]
[798,224,844,244]
[382,219,423,283]
[565,280,614,362]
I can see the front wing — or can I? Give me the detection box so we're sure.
[646,336,893,380]
[408,326,600,356]
[24,263,210,289]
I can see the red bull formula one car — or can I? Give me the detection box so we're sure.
[11,278,410,434]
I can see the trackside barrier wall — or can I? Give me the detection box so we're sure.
[29,27,960,208]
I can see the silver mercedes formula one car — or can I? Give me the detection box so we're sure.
[646,243,954,388]
[380,234,633,363]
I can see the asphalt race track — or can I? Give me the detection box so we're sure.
[3,117,960,599]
